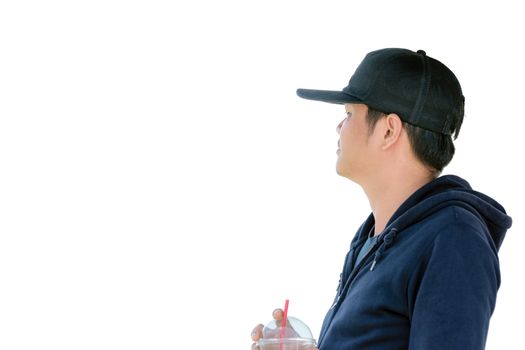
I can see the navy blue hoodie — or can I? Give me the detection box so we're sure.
[318,175,512,350]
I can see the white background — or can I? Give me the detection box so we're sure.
[1,0,523,349]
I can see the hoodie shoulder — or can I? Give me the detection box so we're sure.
[388,175,512,251]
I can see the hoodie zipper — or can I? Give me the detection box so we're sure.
[319,227,401,348]
[333,227,399,307]
[318,239,382,347]
[331,239,380,309]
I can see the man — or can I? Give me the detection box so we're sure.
[251,48,512,349]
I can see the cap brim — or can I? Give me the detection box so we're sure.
[296,89,363,105]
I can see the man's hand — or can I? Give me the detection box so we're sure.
[251,309,317,350]
[251,309,288,350]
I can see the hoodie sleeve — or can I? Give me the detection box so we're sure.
[408,209,500,350]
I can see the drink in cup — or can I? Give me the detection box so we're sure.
[257,315,317,350]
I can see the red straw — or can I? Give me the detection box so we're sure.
[281,299,289,329]
[280,299,289,350]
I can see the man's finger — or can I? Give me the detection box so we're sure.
[272,308,283,323]
[251,324,264,341]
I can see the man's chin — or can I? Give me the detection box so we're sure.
[335,161,347,177]
[335,162,356,182]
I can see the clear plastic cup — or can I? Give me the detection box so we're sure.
[257,316,317,350]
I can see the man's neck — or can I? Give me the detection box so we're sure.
[364,172,435,236]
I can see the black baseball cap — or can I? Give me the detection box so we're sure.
[297,48,464,136]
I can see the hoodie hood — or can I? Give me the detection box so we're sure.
[369,175,512,270]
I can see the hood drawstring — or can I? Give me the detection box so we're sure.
[370,228,399,271]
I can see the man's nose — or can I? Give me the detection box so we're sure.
[336,119,344,134]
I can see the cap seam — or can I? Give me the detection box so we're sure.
[410,53,432,126]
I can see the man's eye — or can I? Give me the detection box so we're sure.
[346,112,352,118]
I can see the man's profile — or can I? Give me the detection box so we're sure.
[252,48,512,350]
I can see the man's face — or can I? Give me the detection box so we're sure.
[336,103,378,182]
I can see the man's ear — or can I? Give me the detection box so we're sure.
[381,113,403,150]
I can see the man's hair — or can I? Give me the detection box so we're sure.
[366,101,465,175]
